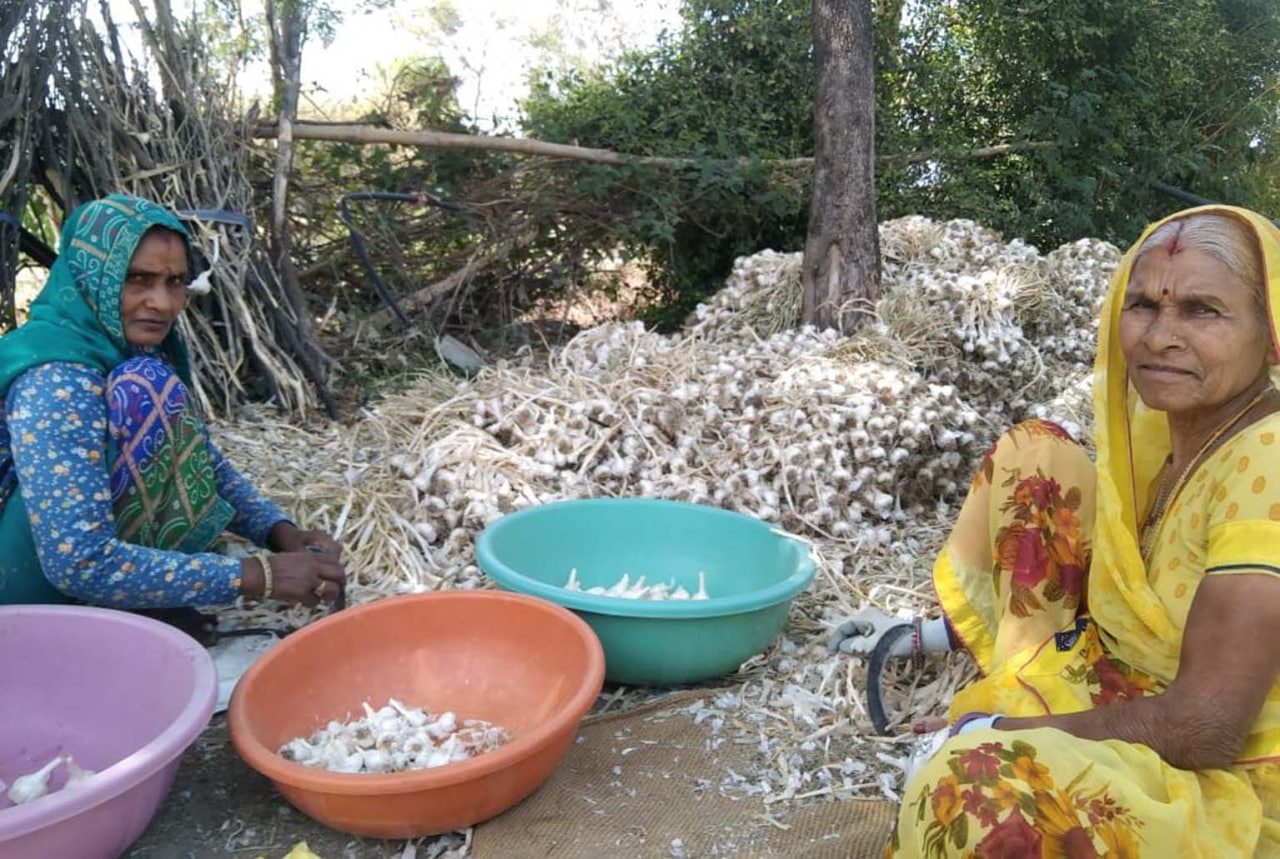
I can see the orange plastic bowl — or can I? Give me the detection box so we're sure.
[228,592,604,838]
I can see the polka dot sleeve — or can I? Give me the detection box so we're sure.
[1203,415,1280,578]
[6,363,243,607]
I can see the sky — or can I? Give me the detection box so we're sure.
[106,0,682,131]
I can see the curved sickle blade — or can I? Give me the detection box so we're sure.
[866,623,915,735]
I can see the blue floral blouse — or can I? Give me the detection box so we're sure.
[3,362,287,606]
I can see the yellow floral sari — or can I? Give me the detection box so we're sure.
[889,206,1280,858]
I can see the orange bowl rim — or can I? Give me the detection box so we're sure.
[227,590,605,794]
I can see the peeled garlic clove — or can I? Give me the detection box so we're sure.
[281,738,320,764]
[351,725,376,749]
[323,746,363,773]
[585,586,606,595]
[7,756,63,805]
[670,585,691,600]
[63,756,94,787]
[692,571,709,600]
[389,698,429,727]
[604,574,630,596]
[623,576,649,599]
[403,731,430,758]
[361,749,391,773]
[427,711,457,740]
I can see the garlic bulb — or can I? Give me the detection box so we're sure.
[7,757,63,805]
[279,699,507,774]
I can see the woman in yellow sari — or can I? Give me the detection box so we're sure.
[837,205,1280,857]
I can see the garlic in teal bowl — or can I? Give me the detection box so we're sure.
[475,498,815,685]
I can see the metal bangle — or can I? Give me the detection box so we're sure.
[257,553,274,600]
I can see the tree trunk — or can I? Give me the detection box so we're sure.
[802,0,879,333]
[264,0,333,414]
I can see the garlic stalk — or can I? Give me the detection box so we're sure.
[7,756,63,805]
[63,756,94,787]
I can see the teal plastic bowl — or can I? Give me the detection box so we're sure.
[475,498,814,685]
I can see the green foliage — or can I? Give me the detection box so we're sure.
[517,0,1280,322]
[898,0,1280,246]
[521,0,815,325]
[289,55,499,306]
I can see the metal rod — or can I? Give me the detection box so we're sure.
[337,191,470,328]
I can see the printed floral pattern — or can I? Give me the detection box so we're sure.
[991,466,1090,619]
[1056,626,1159,707]
[893,739,1143,859]
[973,420,1076,492]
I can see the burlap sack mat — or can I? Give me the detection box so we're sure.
[472,691,896,858]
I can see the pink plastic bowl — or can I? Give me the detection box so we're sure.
[0,605,216,859]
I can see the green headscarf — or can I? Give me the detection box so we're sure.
[0,194,218,604]
[0,193,194,401]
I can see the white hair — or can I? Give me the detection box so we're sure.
[1135,213,1265,315]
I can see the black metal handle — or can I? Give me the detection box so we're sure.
[337,190,470,328]
[866,623,915,735]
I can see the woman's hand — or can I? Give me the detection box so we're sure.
[827,607,908,655]
[269,521,343,560]
[239,552,346,608]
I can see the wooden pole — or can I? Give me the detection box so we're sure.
[251,121,1056,170]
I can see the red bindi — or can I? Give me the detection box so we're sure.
[1165,222,1186,257]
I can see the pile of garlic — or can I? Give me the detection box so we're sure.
[214,214,1122,820]
[563,569,709,600]
[218,216,1117,614]
[2,755,94,807]
[690,218,1117,423]
[279,699,509,774]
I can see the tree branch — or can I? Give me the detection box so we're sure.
[366,231,539,326]
[252,121,1058,169]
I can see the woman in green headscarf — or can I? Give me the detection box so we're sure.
[0,193,344,610]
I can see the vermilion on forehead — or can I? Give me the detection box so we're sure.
[1127,248,1251,301]
[1164,221,1186,256]
[128,233,188,278]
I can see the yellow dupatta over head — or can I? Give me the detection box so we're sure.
[938,205,1280,763]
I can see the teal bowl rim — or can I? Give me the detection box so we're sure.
[475,498,816,619]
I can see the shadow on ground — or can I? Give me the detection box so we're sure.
[127,716,429,859]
